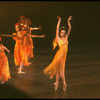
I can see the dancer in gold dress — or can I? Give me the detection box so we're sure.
[43,16,72,91]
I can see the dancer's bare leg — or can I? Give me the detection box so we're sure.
[18,62,25,74]
[60,68,67,92]
[54,73,60,91]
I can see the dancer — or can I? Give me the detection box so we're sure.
[43,16,72,92]
[0,36,11,84]
[23,18,43,65]
[12,23,26,74]
[24,18,42,59]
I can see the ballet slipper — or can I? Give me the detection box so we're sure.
[18,71,25,74]
[54,82,58,91]
[63,83,67,92]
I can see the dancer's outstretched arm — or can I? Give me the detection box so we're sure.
[1,34,21,39]
[65,16,72,38]
[56,16,61,38]
[28,34,45,38]
[3,45,10,53]
[31,26,42,30]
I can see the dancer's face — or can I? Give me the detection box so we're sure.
[60,30,66,37]
[15,25,19,31]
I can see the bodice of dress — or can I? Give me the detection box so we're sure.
[57,37,68,48]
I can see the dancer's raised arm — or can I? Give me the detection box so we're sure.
[56,16,61,38]
[66,16,72,38]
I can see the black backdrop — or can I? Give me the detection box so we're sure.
[0,1,100,51]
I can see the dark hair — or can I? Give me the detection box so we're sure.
[60,26,67,32]
[20,16,26,25]
[26,19,31,26]
[59,27,67,37]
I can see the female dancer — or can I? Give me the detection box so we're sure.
[43,16,72,91]
[12,23,26,74]
[23,18,43,65]
[0,36,11,84]
[21,24,44,66]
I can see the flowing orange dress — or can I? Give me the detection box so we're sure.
[0,44,11,82]
[13,32,25,66]
[23,28,34,66]
[43,37,68,79]
[22,30,31,66]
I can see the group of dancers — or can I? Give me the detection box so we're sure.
[0,15,72,92]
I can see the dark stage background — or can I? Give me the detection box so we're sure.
[0,1,100,99]
[0,1,100,51]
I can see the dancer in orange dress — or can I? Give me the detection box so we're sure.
[43,16,72,91]
[24,18,42,63]
[12,23,26,74]
[18,16,43,66]
[0,36,11,84]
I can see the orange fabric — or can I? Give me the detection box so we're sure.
[0,44,11,82]
[43,37,68,79]
[24,36,34,58]
[23,29,34,66]
[21,30,30,66]
[13,32,25,66]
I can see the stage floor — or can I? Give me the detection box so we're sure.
[0,46,100,99]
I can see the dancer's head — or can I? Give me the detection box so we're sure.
[60,27,66,37]
[15,23,19,31]
[25,19,31,27]
[19,16,26,25]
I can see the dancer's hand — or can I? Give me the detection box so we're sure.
[57,16,61,20]
[68,16,72,21]
[8,50,10,53]
[41,34,45,38]
[38,26,42,30]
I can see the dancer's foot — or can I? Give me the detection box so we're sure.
[54,82,58,91]
[63,83,67,92]
[18,71,25,74]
